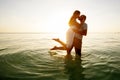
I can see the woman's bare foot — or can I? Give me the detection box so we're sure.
[50,46,57,50]
[52,38,60,42]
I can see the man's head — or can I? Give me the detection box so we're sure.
[79,15,86,22]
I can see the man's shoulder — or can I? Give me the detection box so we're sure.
[84,23,87,26]
[82,23,87,29]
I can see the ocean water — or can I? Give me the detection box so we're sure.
[0,32,120,80]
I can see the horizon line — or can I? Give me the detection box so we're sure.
[0,31,120,34]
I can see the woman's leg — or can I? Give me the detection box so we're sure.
[50,38,67,50]
[50,46,66,50]
[51,38,73,55]
[52,38,67,49]
[67,45,73,55]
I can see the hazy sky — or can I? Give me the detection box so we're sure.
[0,0,120,32]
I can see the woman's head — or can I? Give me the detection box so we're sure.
[73,10,80,18]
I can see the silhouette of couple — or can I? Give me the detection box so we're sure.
[51,10,88,58]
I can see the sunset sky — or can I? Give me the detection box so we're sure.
[0,0,120,33]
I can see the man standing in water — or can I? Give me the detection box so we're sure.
[67,10,87,57]
[70,14,87,57]
[51,10,87,58]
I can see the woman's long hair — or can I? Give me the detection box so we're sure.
[69,10,80,26]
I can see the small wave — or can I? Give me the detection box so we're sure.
[0,49,68,80]
[0,48,8,51]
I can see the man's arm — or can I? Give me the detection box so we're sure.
[72,28,82,34]
[82,30,87,36]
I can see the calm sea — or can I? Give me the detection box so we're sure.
[0,32,120,80]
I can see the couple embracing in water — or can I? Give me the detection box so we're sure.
[51,10,88,58]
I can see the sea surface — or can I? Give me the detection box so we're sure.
[0,32,120,80]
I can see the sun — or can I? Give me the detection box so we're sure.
[45,14,69,41]
[46,13,69,34]
[47,23,68,42]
